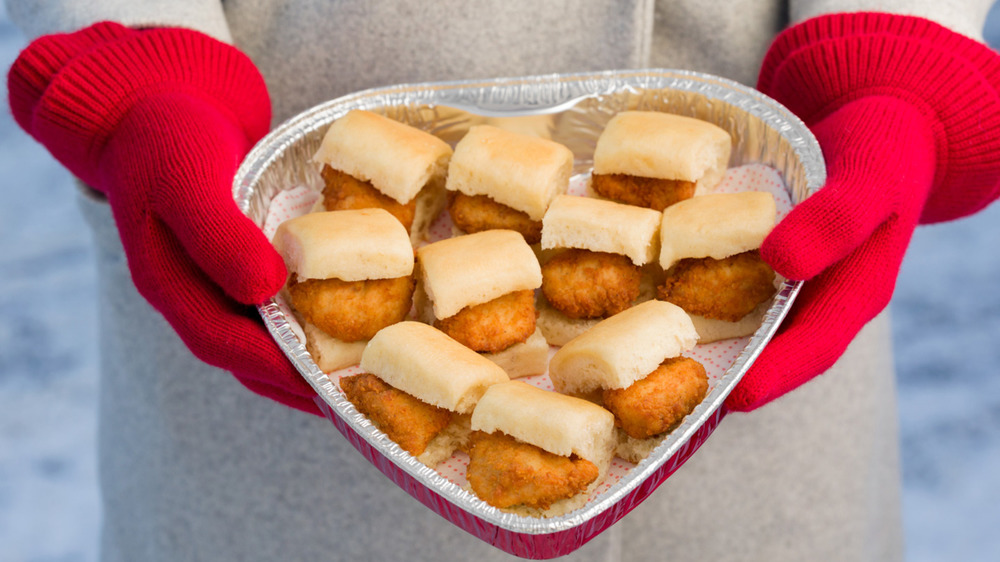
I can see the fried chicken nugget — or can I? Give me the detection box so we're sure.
[340,373,452,457]
[541,249,641,319]
[466,431,599,510]
[447,191,543,244]
[656,250,776,322]
[287,274,415,342]
[591,173,696,211]
[602,356,709,440]
[321,165,417,232]
[435,289,536,353]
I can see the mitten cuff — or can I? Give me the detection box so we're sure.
[8,22,132,135]
[8,22,271,189]
[758,12,1000,223]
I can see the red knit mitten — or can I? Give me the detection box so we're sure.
[727,13,1000,411]
[8,22,320,415]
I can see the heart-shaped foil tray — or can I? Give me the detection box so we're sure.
[233,69,824,559]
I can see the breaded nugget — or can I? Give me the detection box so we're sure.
[287,274,414,342]
[447,191,543,244]
[541,249,641,319]
[435,289,536,353]
[321,165,417,232]
[591,173,696,211]
[602,356,708,440]
[340,373,452,456]
[656,250,776,322]
[466,430,599,510]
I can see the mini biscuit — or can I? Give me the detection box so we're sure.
[688,300,773,344]
[659,191,777,269]
[446,125,573,221]
[360,322,509,415]
[471,380,616,470]
[548,300,698,395]
[540,195,662,266]
[416,230,542,320]
[593,111,731,191]
[302,320,368,373]
[312,109,453,205]
[272,208,414,282]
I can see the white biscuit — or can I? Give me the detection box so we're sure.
[471,381,615,470]
[548,300,698,395]
[540,195,662,266]
[360,322,508,415]
[593,111,731,191]
[272,208,414,282]
[446,125,572,220]
[312,109,452,205]
[416,230,542,320]
[659,191,777,269]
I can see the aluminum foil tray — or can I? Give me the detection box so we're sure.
[233,69,825,559]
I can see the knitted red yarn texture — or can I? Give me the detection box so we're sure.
[759,12,1000,226]
[8,22,320,415]
[726,13,1000,412]
[728,97,935,411]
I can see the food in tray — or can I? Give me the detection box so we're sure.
[656,191,779,343]
[548,300,707,463]
[312,109,452,243]
[265,104,788,520]
[341,321,509,467]
[590,110,732,210]
[467,380,616,517]
[271,208,415,372]
[536,194,663,346]
[445,124,573,244]
[415,229,548,378]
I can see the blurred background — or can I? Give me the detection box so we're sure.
[2,4,999,561]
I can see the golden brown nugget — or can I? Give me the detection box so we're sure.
[340,373,452,457]
[541,249,641,319]
[591,173,696,211]
[321,165,417,232]
[466,431,599,510]
[435,289,536,353]
[657,250,776,322]
[287,274,415,342]
[602,356,709,440]
[447,191,543,244]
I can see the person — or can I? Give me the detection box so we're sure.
[6,1,1000,560]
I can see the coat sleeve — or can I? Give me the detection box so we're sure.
[4,0,233,43]
[789,0,995,41]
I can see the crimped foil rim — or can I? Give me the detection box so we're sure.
[234,68,824,536]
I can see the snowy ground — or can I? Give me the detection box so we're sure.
[2,5,1000,562]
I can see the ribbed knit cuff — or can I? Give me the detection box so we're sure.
[8,22,132,135]
[8,22,271,190]
[758,12,1000,223]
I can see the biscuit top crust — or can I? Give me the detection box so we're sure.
[360,322,508,414]
[446,125,573,220]
[313,109,453,204]
[471,380,615,467]
[659,191,776,269]
[272,208,414,282]
[540,195,662,265]
[548,300,699,394]
[593,111,731,189]
[416,230,543,319]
